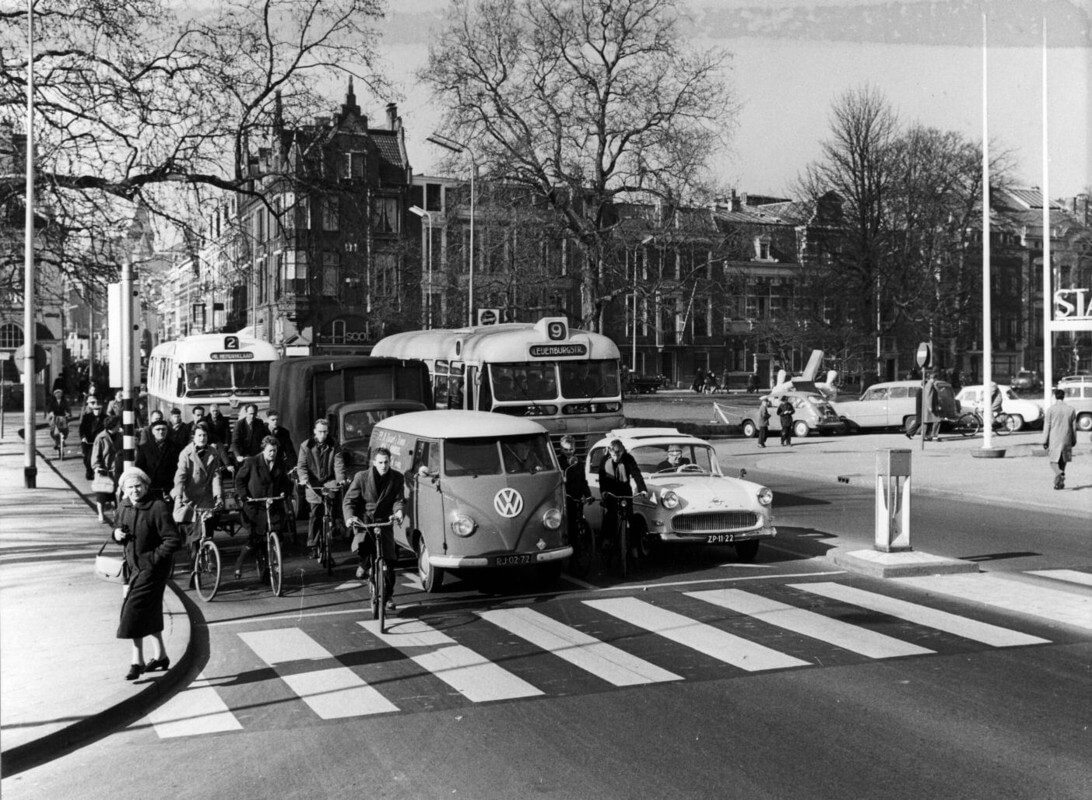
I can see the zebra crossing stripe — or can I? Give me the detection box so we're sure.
[688,589,934,659]
[1027,569,1092,589]
[239,629,399,717]
[359,619,544,702]
[144,672,243,738]
[893,574,1091,633]
[792,582,1051,646]
[584,597,809,672]
[477,607,682,686]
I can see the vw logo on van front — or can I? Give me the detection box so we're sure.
[494,487,524,518]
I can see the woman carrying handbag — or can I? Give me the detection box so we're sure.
[91,415,123,523]
[113,467,181,680]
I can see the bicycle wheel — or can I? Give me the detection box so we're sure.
[320,517,334,575]
[955,412,979,437]
[994,414,1012,436]
[568,519,594,578]
[267,531,283,596]
[193,540,221,602]
[375,555,387,633]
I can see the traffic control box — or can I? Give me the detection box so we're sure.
[875,449,912,552]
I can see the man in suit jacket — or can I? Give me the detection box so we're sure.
[134,418,181,501]
[231,403,269,463]
[234,435,293,577]
[344,447,405,609]
[1042,388,1078,490]
[205,403,232,448]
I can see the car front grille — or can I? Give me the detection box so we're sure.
[672,511,759,533]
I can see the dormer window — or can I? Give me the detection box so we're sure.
[754,235,772,261]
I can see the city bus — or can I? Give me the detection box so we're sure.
[146,333,280,422]
[371,317,624,453]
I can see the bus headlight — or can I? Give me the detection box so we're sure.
[450,514,477,537]
[757,487,773,506]
[542,508,562,530]
[661,491,680,509]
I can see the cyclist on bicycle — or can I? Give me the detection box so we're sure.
[297,418,346,562]
[46,388,71,456]
[173,425,224,560]
[135,418,181,504]
[989,382,1004,417]
[560,436,591,528]
[343,447,405,611]
[597,439,647,550]
[234,435,292,579]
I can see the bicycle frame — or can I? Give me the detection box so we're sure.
[245,495,287,596]
[353,519,395,633]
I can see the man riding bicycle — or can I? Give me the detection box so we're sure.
[234,435,292,579]
[297,418,347,561]
[343,447,405,612]
[597,439,647,550]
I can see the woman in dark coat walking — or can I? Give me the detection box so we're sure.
[113,467,181,680]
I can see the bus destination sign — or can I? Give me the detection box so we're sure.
[210,352,256,361]
[529,343,587,358]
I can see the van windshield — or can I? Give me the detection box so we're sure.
[444,435,555,477]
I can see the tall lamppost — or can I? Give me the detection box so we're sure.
[426,133,476,326]
[409,205,433,328]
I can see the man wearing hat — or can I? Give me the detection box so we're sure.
[135,417,181,503]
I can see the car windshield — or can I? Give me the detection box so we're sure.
[444,435,556,477]
[631,444,717,475]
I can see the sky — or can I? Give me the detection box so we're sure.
[365,0,1091,200]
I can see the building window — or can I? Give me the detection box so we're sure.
[426,183,442,212]
[322,252,340,296]
[1,323,24,349]
[323,198,339,231]
[754,236,771,261]
[340,152,365,179]
[373,197,399,234]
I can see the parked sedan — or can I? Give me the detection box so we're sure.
[738,385,846,439]
[583,428,776,561]
[955,385,1043,431]
[832,379,959,432]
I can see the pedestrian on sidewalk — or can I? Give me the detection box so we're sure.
[91,415,123,523]
[777,396,795,446]
[906,371,939,441]
[1042,388,1077,490]
[757,398,770,448]
[113,467,181,680]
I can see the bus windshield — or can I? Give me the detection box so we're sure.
[491,360,619,402]
[183,362,272,394]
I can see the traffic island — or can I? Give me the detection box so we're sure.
[970,447,1006,459]
[830,547,980,578]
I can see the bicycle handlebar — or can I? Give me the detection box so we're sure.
[349,518,395,529]
[244,494,286,503]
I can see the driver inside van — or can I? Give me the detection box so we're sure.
[656,446,691,472]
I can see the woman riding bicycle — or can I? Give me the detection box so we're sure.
[597,439,647,550]
[343,447,405,612]
[46,388,71,456]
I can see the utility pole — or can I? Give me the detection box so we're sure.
[22,0,37,488]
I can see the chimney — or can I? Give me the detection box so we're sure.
[387,102,400,131]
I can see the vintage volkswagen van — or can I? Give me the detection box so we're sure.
[369,410,571,592]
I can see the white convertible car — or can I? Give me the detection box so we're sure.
[582,428,776,561]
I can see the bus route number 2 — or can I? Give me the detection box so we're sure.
[224,336,240,350]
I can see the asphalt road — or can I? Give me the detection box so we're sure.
[5,482,1089,800]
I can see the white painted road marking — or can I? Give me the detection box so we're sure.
[792,582,1051,646]
[478,607,682,686]
[360,619,543,702]
[145,672,243,738]
[584,597,809,672]
[688,589,934,659]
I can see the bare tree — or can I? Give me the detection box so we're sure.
[423,0,737,329]
[0,0,388,293]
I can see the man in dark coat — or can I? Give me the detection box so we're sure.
[597,439,647,550]
[78,395,107,479]
[234,435,293,576]
[777,396,795,446]
[231,403,269,463]
[264,410,295,472]
[205,403,232,448]
[344,447,406,608]
[137,408,165,446]
[166,407,189,450]
[297,419,346,560]
[134,418,181,502]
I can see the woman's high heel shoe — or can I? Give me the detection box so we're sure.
[126,663,145,680]
[146,656,170,672]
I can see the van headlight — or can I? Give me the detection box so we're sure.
[542,508,562,529]
[757,487,773,506]
[661,490,680,509]
[450,514,477,537]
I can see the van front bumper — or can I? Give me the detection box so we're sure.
[431,546,573,569]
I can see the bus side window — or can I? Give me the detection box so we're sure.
[477,368,493,411]
[176,366,186,397]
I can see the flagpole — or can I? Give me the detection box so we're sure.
[1041,18,1053,407]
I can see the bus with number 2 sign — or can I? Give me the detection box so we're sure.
[371,317,624,454]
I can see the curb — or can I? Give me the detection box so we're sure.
[0,581,196,777]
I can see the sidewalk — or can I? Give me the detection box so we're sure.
[0,413,193,776]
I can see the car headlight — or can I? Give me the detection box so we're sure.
[757,487,773,506]
[450,514,477,537]
[542,508,562,529]
[661,490,680,509]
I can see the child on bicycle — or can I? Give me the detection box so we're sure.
[343,447,405,612]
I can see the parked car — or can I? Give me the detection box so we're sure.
[738,384,846,439]
[1010,369,1043,392]
[583,428,776,561]
[1058,374,1092,386]
[954,385,1043,431]
[832,379,959,432]
[1059,383,1092,432]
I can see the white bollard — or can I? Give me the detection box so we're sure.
[875,449,912,552]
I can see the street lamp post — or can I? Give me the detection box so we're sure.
[426,133,476,326]
[409,205,433,328]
